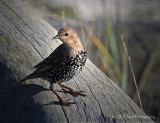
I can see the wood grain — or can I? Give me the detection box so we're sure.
[0,0,154,122]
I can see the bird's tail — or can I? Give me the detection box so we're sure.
[20,74,35,83]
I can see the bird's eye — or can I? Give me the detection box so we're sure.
[65,33,68,36]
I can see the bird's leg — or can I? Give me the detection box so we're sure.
[59,83,86,96]
[50,84,76,106]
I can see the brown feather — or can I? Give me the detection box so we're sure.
[21,27,86,83]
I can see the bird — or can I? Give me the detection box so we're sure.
[21,27,87,105]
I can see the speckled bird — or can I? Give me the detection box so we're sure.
[21,27,87,105]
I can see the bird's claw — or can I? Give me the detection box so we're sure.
[60,99,77,106]
[71,90,87,97]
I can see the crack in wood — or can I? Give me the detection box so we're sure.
[80,68,121,123]
[0,1,70,122]
[2,0,54,51]
[84,65,128,122]
[73,78,88,122]
[80,73,107,123]
[0,0,154,122]
[85,62,144,122]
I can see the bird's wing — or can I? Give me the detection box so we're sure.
[33,44,65,69]
[31,44,69,77]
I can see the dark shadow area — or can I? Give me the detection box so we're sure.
[43,100,76,106]
[0,62,48,123]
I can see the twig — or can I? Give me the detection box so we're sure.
[121,35,143,110]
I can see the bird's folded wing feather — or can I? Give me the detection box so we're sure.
[31,44,69,77]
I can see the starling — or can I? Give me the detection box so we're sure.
[21,27,87,105]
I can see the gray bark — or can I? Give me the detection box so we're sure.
[0,0,153,122]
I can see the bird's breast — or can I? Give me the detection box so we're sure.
[47,50,87,83]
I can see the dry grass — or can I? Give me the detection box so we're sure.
[121,35,143,110]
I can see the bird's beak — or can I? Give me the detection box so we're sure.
[52,34,60,39]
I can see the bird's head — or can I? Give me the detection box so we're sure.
[52,27,85,52]
[52,27,80,45]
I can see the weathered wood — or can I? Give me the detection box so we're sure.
[0,0,154,123]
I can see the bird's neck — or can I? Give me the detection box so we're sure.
[63,39,85,58]
[66,39,85,52]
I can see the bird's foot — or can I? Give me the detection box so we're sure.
[69,90,87,97]
[59,99,77,106]
[50,85,77,106]
[59,83,87,97]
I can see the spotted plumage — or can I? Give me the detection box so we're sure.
[21,27,87,105]
[47,51,87,83]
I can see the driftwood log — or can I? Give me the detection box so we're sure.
[0,0,153,122]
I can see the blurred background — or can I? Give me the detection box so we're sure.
[24,0,160,122]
